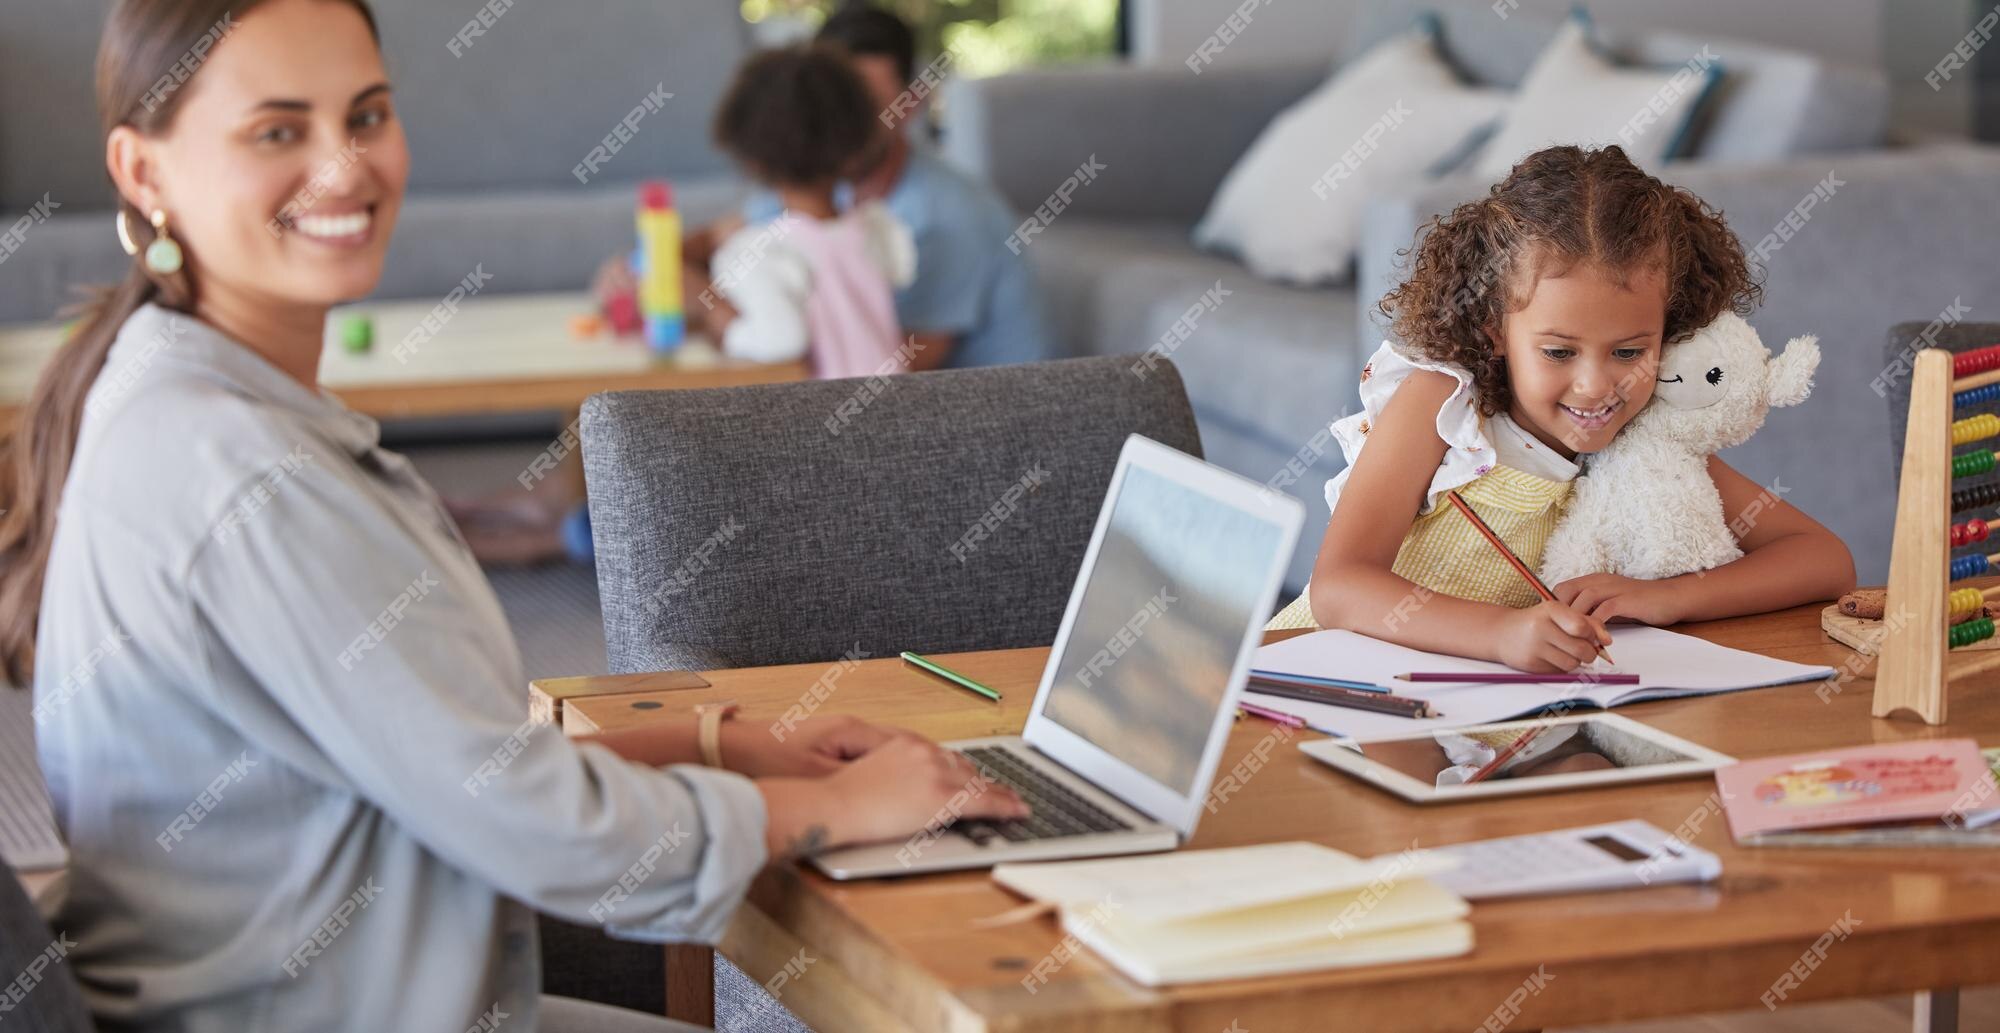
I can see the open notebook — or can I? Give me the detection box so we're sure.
[993,843,1470,986]
[1249,625,1836,741]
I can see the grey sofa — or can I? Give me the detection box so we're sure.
[943,1,1992,587]
[0,0,752,325]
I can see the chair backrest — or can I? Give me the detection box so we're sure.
[0,858,91,1032]
[1883,322,2000,485]
[582,356,1204,673]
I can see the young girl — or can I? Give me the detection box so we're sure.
[1270,145,1854,672]
[457,44,917,566]
[703,43,916,377]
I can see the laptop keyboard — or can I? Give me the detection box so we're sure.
[954,745,1133,845]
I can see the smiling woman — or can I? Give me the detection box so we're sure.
[0,0,402,678]
[0,2,1026,1031]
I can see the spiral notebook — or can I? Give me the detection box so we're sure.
[1248,625,1836,741]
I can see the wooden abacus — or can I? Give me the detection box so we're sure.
[1874,344,2000,723]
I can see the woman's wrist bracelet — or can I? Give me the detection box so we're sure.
[695,702,740,769]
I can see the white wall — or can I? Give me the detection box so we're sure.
[1128,0,1349,70]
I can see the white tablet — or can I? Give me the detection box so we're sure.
[1298,713,1734,804]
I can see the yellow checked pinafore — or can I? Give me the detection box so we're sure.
[1267,342,1579,630]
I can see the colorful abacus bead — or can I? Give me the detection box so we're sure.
[1953,482,2000,513]
[1952,518,1990,547]
[1949,588,1986,619]
[1957,382,2000,409]
[1955,451,1999,479]
[1951,412,2000,446]
[1950,616,1997,649]
[1954,344,2000,378]
[1952,553,1992,580]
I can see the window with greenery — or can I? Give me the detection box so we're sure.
[741,0,1122,77]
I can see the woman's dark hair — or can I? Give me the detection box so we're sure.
[817,2,916,83]
[712,44,879,189]
[0,0,380,686]
[1380,144,1762,417]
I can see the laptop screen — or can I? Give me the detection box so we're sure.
[1038,462,1290,798]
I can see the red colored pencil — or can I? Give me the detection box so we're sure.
[1444,490,1616,667]
[1463,725,1551,784]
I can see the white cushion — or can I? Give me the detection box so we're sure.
[1472,17,1719,178]
[1192,25,1510,287]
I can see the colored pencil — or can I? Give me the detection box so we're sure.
[1248,678,1436,719]
[1238,701,1361,745]
[900,651,1002,701]
[1396,671,1640,685]
[1249,668,1391,693]
[1444,490,1616,666]
[1237,700,1307,728]
[1463,724,1552,784]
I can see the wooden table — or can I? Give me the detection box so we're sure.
[0,291,807,428]
[537,601,2000,1033]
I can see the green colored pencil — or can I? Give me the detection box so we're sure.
[900,651,1002,701]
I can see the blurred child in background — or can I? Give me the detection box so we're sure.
[700,43,915,375]
[455,44,914,565]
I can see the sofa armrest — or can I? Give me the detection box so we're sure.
[941,58,1328,224]
[1355,172,1492,348]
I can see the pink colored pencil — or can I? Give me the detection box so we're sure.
[1396,672,1640,685]
[1237,700,1307,728]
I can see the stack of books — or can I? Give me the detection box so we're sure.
[992,842,1471,986]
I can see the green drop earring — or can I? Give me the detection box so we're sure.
[143,209,183,275]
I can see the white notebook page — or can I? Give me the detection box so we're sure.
[1246,625,1835,741]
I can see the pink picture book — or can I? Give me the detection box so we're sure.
[1716,738,1996,842]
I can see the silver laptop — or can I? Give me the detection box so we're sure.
[814,435,1304,879]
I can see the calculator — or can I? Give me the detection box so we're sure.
[1417,819,1720,900]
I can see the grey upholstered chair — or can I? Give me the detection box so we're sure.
[579,355,1203,1032]
[582,355,1205,674]
[1884,321,2000,484]
[0,858,91,1032]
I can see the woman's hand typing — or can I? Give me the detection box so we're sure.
[719,713,901,778]
[758,735,1029,859]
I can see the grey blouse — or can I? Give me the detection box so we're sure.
[34,304,767,1032]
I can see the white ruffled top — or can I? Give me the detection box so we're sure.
[1324,341,1580,515]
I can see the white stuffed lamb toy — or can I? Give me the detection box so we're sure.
[1538,311,1820,584]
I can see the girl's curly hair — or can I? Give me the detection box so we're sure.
[1379,144,1762,417]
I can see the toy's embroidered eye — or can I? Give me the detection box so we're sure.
[1658,374,1684,384]
[1705,367,1724,385]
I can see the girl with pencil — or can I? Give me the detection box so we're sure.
[1269,145,1854,672]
